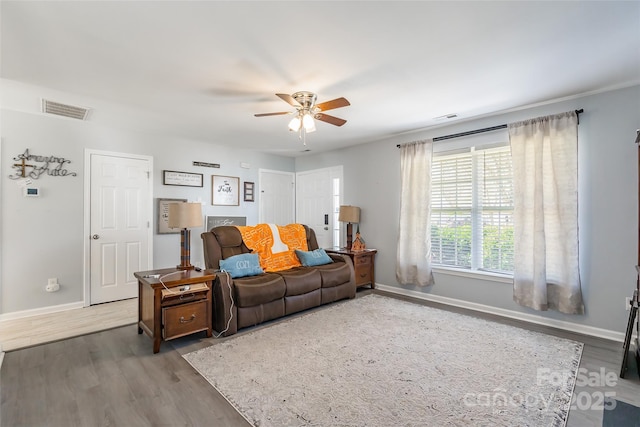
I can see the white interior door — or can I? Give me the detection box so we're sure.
[259,169,295,224]
[296,166,343,248]
[89,152,152,304]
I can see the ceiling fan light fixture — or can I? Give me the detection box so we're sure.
[302,113,316,133]
[256,92,349,141]
[288,116,301,132]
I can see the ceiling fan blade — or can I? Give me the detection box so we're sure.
[314,113,347,127]
[315,97,350,112]
[254,112,290,117]
[276,93,301,107]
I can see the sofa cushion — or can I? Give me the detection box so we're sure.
[233,273,286,307]
[278,268,322,296]
[295,248,333,267]
[219,253,264,278]
[314,261,352,288]
[212,226,250,260]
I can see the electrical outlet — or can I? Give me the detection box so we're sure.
[46,278,60,292]
[626,297,632,311]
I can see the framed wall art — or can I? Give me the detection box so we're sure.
[157,198,187,234]
[163,170,203,187]
[205,216,247,231]
[212,175,239,206]
[244,181,255,202]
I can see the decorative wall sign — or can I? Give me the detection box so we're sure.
[193,161,220,168]
[244,181,255,202]
[205,216,247,231]
[9,149,77,180]
[212,175,239,206]
[157,198,187,234]
[162,170,203,187]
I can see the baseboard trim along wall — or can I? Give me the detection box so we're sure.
[376,284,625,343]
[0,301,85,322]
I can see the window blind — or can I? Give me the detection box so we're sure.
[431,145,514,273]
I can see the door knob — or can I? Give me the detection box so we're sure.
[92,234,100,240]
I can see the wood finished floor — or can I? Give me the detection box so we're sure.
[0,298,137,352]
[1,289,639,427]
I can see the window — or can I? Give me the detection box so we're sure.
[430,143,514,274]
[332,177,341,247]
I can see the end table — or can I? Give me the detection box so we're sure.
[325,248,377,289]
[135,268,215,353]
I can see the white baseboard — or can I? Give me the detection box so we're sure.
[376,284,625,343]
[0,301,85,322]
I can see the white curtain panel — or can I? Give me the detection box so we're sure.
[396,140,434,286]
[509,112,584,314]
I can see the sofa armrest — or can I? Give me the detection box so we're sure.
[328,253,356,287]
[212,272,238,337]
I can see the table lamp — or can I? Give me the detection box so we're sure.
[168,202,203,270]
[338,205,360,250]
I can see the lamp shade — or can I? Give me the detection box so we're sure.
[168,202,203,229]
[338,205,360,223]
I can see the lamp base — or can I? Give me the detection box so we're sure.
[177,228,195,271]
[345,223,353,250]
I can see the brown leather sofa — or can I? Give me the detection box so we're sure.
[201,225,356,336]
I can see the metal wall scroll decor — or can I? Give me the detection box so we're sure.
[9,149,77,180]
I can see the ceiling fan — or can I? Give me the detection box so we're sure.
[254,91,350,138]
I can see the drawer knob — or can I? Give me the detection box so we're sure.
[179,314,197,323]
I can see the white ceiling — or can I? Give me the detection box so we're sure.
[2,1,639,156]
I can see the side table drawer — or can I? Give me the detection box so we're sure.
[161,282,208,307]
[354,255,371,267]
[354,264,372,285]
[163,300,208,340]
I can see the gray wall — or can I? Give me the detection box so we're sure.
[0,82,294,315]
[3,80,639,335]
[296,85,640,334]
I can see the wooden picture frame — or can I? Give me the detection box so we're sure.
[157,198,187,234]
[162,170,203,187]
[212,175,239,206]
[244,181,255,202]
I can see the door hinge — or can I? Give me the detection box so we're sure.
[146,171,150,179]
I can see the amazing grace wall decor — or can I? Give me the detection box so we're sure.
[9,149,77,180]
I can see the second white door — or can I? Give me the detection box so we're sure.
[296,166,343,249]
[89,152,152,304]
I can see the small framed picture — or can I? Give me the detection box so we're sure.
[157,198,187,234]
[244,181,255,202]
[212,175,239,206]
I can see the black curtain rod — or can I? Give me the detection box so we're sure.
[397,109,584,148]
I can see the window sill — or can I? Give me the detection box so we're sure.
[432,266,513,284]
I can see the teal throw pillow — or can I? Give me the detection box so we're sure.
[295,248,333,267]
[219,253,264,278]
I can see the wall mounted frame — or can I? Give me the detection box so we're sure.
[162,170,203,187]
[212,175,239,206]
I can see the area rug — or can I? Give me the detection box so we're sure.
[183,294,583,427]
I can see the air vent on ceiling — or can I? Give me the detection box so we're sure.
[41,99,90,120]
[433,113,458,121]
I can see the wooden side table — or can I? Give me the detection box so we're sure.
[135,268,215,353]
[326,248,377,289]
